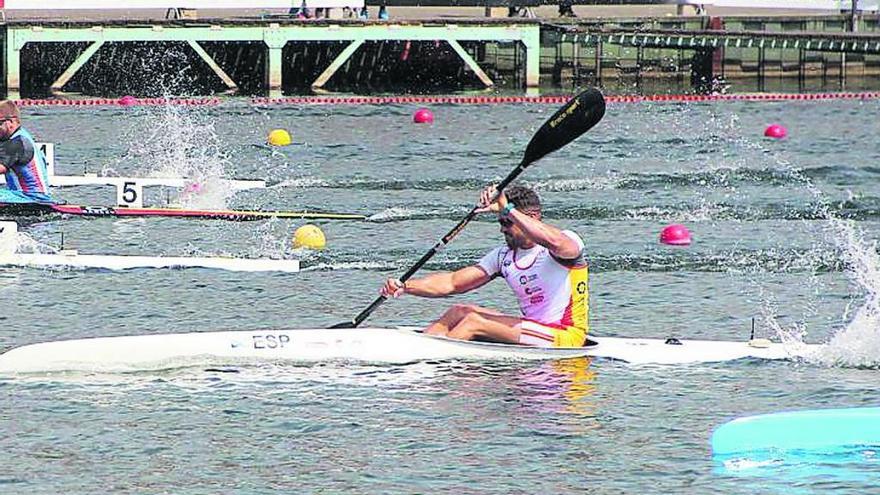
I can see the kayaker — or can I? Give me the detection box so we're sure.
[0,100,54,204]
[381,184,589,347]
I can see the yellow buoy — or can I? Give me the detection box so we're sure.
[267,129,292,147]
[292,224,326,250]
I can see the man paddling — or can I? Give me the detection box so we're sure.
[381,185,589,347]
[0,100,54,204]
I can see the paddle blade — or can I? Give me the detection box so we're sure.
[521,88,606,167]
[329,321,356,329]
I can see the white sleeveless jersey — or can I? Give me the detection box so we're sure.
[477,230,589,331]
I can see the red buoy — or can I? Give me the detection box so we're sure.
[660,224,692,246]
[413,108,434,124]
[764,124,787,139]
[118,95,137,106]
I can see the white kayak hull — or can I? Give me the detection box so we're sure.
[0,327,817,374]
[50,175,265,191]
[0,252,300,272]
[584,336,811,365]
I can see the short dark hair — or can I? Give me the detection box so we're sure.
[504,185,541,212]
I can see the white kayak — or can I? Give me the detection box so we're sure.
[0,222,299,272]
[38,142,265,195]
[0,251,300,272]
[49,174,265,191]
[0,327,818,374]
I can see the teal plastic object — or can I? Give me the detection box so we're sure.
[712,407,880,456]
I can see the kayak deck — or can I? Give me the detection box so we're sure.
[587,335,808,365]
[0,252,301,272]
[0,327,817,374]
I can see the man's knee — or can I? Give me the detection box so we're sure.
[460,311,485,324]
[450,312,487,339]
[444,303,480,320]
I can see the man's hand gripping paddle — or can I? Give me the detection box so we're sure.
[331,88,607,329]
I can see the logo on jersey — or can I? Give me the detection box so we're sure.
[577,281,587,294]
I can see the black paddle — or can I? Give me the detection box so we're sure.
[331,88,606,329]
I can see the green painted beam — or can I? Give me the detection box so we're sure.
[186,40,238,93]
[312,39,364,90]
[9,24,538,44]
[5,29,21,99]
[267,46,282,98]
[522,25,540,86]
[447,39,494,87]
[50,41,104,93]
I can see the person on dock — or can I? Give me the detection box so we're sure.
[381,184,589,347]
[0,100,54,204]
[557,0,577,17]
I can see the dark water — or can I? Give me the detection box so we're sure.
[1,97,879,493]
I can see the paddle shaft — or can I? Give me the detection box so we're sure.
[345,162,526,328]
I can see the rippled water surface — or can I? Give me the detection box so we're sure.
[2,97,880,493]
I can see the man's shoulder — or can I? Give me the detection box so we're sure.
[560,229,585,247]
[13,134,34,152]
[548,230,586,265]
[0,134,34,166]
[482,243,510,254]
[476,244,511,270]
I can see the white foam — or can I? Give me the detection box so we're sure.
[300,261,389,272]
[810,219,880,368]
[748,148,880,367]
[530,176,621,192]
[270,177,331,189]
[119,103,234,210]
[723,458,782,471]
[366,207,421,222]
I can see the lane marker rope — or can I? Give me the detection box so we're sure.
[15,92,880,107]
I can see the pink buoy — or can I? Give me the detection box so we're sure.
[764,124,787,139]
[412,108,434,124]
[118,95,137,106]
[660,224,692,246]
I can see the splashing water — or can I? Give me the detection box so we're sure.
[10,231,62,255]
[367,207,422,222]
[271,177,331,189]
[247,220,318,263]
[747,144,880,367]
[121,103,235,209]
[811,218,880,367]
[680,106,880,367]
[177,177,235,210]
